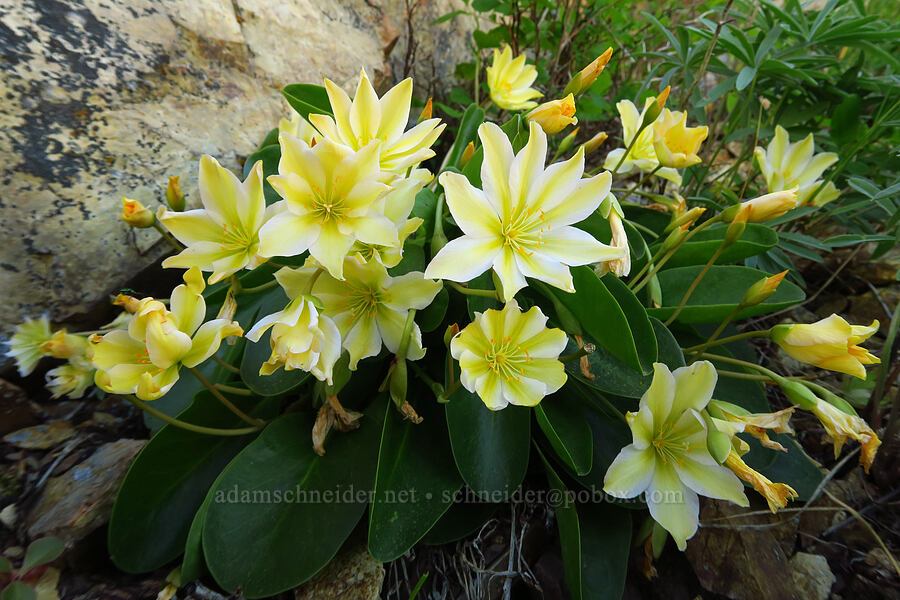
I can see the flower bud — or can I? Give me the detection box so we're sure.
[459,141,475,168]
[775,377,819,411]
[389,358,408,410]
[113,294,142,314]
[640,86,670,128]
[562,126,581,151]
[579,131,608,155]
[418,98,433,123]
[664,206,705,234]
[120,197,155,228]
[723,205,749,246]
[526,94,578,134]
[739,270,787,307]
[660,226,688,252]
[444,323,460,347]
[564,47,613,96]
[723,189,799,223]
[166,176,185,211]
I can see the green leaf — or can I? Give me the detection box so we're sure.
[445,382,530,497]
[756,435,823,500]
[240,288,311,396]
[648,265,805,323]
[550,267,645,372]
[108,393,278,573]
[540,449,633,600]
[430,9,467,25]
[535,386,593,475]
[736,65,757,91]
[242,144,282,205]
[659,224,778,269]
[21,537,63,573]
[416,287,449,333]
[0,556,9,574]
[600,273,657,372]
[1,583,36,600]
[563,333,651,398]
[420,501,500,545]
[368,393,463,561]
[651,317,685,370]
[444,104,485,169]
[203,400,386,598]
[411,188,438,240]
[281,84,332,120]
[181,483,216,583]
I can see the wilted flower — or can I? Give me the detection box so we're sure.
[424,122,625,301]
[754,125,839,206]
[90,268,243,400]
[652,109,708,169]
[40,330,88,360]
[308,69,445,173]
[526,94,577,134]
[159,156,271,284]
[6,316,54,376]
[46,358,95,399]
[486,45,542,111]
[811,397,881,472]
[246,297,341,384]
[603,362,748,550]
[450,300,567,410]
[602,99,681,185]
[277,258,441,370]
[259,134,397,279]
[724,448,798,512]
[771,314,880,379]
[595,193,630,277]
[709,400,794,451]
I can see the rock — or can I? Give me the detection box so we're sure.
[0,503,17,528]
[0,379,38,436]
[789,552,835,600]
[0,0,471,341]
[3,421,75,450]
[26,439,144,545]
[294,535,384,600]
[685,500,796,600]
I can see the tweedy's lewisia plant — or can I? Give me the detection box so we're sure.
[4,46,885,600]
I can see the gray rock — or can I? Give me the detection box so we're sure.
[0,0,470,341]
[26,439,144,545]
[789,552,835,600]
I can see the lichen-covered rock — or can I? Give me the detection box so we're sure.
[0,0,470,341]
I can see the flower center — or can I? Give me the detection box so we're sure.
[343,284,388,323]
[501,207,547,258]
[485,336,533,382]
[651,421,691,466]
[221,221,254,251]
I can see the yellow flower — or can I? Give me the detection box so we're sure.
[278,109,319,145]
[350,177,424,268]
[246,297,342,383]
[258,134,398,279]
[277,258,441,370]
[159,156,272,284]
[308,69,445,174]
[450,300,567,410]
[120,197,155,228]
[652,109,708,168]
[810,398,881,472]
[595,193,630,277]
[90,268,243,400]
[486,45,542,111]
[754,125,839,206]
[40,330,88,360]
[526,94,577,134]
[732,189,799,222]
[424,122,625,301]
[603,362,748,550]
[580,131,608,155]
[166,176,185,211]
[724,449,798,512]
[602,99,682,185]
[5,316,53,376]
[771,314,880,379]
[46,358,95,399]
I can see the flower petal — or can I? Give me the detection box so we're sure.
[671,360,717,415]
[424,235,502,282]
[646,463,699,551]
[674,457,749,506]
[604,445,656,498]
[440,172,500,237]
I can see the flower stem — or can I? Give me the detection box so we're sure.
[188,367,265,427]
[409,361,445,399]
[682,329,770,354]
[693,352,780,380]
[211,354,241,374]
[630,217,719,293]
[446,281,500,300]
[305,267,325,295]
[715,369,805,382]
[664,242,727,326]
[238,279,278,295]
[214,383,254,396]
[619,165,662,204]
[560,343,596,363]
[152,220,184,252]
[687,305,743,362]
[126,395,261,436]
